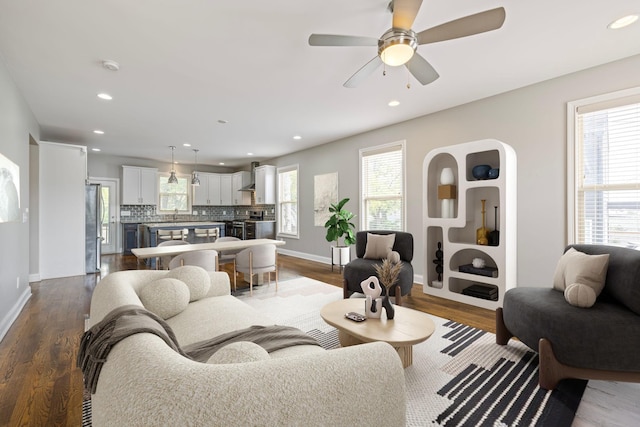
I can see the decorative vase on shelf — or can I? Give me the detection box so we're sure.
[439,167,455,218]
[476,199,489,245]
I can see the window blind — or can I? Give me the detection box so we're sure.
[277,166,298,236]
[361,143,404,231]
[576,100,640,247]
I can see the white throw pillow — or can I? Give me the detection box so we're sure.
[139,278,190,319]
[552,248,609,298]
[363,233,396,260]
[166,265,211,302]
[564,283,597,308]
[206,341,270,364]
[387,250,401,264]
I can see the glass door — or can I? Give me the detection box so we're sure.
[91,179,118,254]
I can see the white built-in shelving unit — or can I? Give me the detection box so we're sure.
[423,139,517,310]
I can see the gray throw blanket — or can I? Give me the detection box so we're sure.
[77,305,320,394]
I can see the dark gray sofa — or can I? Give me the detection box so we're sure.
[343,230,414,306]
[497,244,640,389]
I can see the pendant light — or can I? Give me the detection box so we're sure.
[191,149,201,186]
[167,146,178,184]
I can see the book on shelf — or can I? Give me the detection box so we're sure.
[462,284,498,301]
[458,264,498,278]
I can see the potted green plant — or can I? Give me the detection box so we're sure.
[324,197,356,268]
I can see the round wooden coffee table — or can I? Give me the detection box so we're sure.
[320,298,435,368]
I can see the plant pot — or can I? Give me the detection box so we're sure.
[331,246,350,266]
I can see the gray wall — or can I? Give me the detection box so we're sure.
[0,56,40,340]
[269,54,640,288]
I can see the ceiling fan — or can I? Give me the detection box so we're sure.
[308,0,506,88]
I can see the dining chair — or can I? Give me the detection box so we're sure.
[168,249,218,271]
[156,240,190,269]
[234,244,278,296]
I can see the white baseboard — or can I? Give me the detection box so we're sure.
[278,249,425,285]
[278,248,331,265]
[29,273,41,283]
[0,287,32,344]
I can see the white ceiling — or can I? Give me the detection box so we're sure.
[1,0,639,167]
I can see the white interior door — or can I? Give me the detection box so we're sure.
[91,178,118,254]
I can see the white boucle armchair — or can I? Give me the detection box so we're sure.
[88,269,407,426]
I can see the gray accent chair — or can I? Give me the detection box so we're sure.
[497,244,640,390]
[343,230,414,306]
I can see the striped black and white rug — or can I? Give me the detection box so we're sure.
[82,278,614,426]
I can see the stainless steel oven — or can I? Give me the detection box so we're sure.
[231,221,246,240]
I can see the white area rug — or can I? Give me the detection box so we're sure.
[237,278,640,427]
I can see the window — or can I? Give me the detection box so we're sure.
[277,165,298,237]
[158,175,190,213]
[568,89,640,248]
[360,141,405,231]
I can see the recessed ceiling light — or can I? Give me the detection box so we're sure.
[247,152,254,156]
[93,130,104,134]
[388,100,400,107]
[92,148,101,152]
[608,14,639,29]
[97,93,112,100]
[293,135,302,140]
[219,162,225,165]
[183,143,191,147]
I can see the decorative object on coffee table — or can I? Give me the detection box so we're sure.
[373,258,403,320]
[360,276,383,319]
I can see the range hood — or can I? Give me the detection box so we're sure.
[239,161,259,192]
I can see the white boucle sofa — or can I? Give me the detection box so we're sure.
[88,269,407,426]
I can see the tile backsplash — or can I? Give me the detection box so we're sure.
[120,204,276,223]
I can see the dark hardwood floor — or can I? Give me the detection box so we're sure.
[0,253,494,426]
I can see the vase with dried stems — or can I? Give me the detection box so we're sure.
[373,258,403,319]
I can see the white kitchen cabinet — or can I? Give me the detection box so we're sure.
[254,165,276,205]
[193,173,222,206]
[232,171,252,205]
[422,139,517,310]
[122,166,158,205]
[220,174,233,205]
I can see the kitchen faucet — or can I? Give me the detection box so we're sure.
[173,208,178,221]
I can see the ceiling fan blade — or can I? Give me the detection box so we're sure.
[309,34,379,47]
[417,7,506,45]
[344,56,383,88]
[405,52,439,85]
[391,0,423,30]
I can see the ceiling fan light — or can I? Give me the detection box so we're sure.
[381,43,415,66]
[378,28,417,67]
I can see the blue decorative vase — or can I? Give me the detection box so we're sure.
[472,164,491,180]
[488,168,500,179]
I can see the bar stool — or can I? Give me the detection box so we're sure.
[194,227,219,242]
[157,229,188,241]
